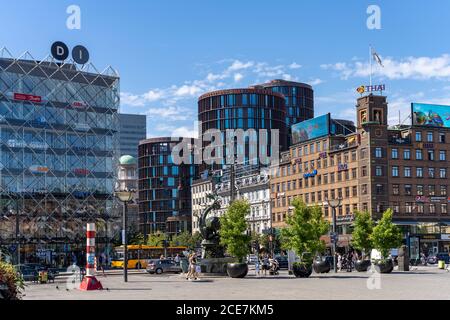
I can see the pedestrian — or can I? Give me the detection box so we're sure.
[99,253,106,277]
[337,253,342,271]
[187,253,198,281]
[262,254,269,276]
[255,258,260,276]
[175,254,180,265]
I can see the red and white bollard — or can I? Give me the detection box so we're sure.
[79,223,103,291]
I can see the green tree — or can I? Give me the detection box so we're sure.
[220,200,252,263]
[281,199,329,264]
[146,232,167,246]
[129,233,146,245]
[170,231,202,249]
[371,209,403,259]
[0,261,24,300]
[351,211,375,259]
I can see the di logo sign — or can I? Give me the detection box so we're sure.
[51,41,89,64]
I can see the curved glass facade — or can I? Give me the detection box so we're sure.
[255,80,314,145]
[138,137,197,235]
[0,58,120,266]
[198,89,287,165]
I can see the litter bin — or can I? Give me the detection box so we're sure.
[438,260,445,269]
[38,271,48,284]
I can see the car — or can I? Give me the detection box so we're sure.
[275,255,288,270]
[146,259,182,274]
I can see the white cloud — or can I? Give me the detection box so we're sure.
[174,84,203,97]
[309,78,324,86]
[228,60,254,71]
[322,54,450,80]
[170,126,198,138]
[289,62,302,69]
[234,73,244,82]
[145,106,193,121]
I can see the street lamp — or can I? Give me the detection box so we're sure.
[115,189,134,283]
[325,198,342,273]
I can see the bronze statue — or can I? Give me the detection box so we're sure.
[198,193,224,259]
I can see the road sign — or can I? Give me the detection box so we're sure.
[330,233,339,244]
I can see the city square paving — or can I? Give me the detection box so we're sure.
[22,266,450,300]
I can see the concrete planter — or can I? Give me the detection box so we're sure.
[313,261,331,274]
[355,260,371,272]
[226,263,248,278]
[373,259,394,274]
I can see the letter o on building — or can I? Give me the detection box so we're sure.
[72,45,90,65]
[51,41,69,61]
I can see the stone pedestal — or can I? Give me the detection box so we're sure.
[398,245,410,271]
[200,257,235,275]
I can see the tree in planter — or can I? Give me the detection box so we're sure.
[0,261,24,300]
[220,200,251,263]
[371,209,403,261]
[146,232,167,246]
[281,199,329,270]
[351,211,375,260]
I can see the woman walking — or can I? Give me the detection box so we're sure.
[186,253,198,281]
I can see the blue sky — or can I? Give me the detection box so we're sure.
[1,0,449,138]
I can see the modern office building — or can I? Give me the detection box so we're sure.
[252,79,314,145]
[138,137,198,236]
[118,113,147,159]
[0,54,120,266]
[198,88,288,167]
[270,94,450,257]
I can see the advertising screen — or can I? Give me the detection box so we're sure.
[412,103,450,128]
[291,114,330,144]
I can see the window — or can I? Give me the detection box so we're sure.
[391,148,398,159]
[376,184,384,195]
[429,168,435,179]
[406,202,413,214]
[440,151,446,161]
[404,167,412,178]
[415,131,422,142]
[361,166,368,177]
[345,187,350,198]
[441,185,447,196]
[405,184,412,195]
[376,166,383,176]
[393,203,400,214]
[417,185,424,196]
[404,149,411,160]
[428,150,434,161]
[439,132,446,143]
[393,184,400,195]
[416,167,424,178]
[361,184,368,195]
[430,204,436,214]
[416,150,423,160]
[440,168,447,179]
[360,148,367,159]
[375,147,383,158]
[427,132,434,142]
[352,186,358,197]
[429,185,436,196]
[441,204,448,214]
[352,168,357,179]
[352,150,357,161]
[392,166,399,177]
[417,203,425,214]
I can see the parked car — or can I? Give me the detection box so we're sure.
[146,259,182,274]
[275,255,288,270]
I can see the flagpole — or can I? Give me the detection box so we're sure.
[369,45,373,87]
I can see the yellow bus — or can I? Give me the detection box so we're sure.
[111,245,188,269]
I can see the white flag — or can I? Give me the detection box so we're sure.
[372,47,384,67]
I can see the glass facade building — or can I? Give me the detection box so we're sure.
[253,79,314,146]
[198,88,287,166]
[0,55,120,267]
[138,137,198,236]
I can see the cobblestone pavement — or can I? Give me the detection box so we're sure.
[22,266,450,300]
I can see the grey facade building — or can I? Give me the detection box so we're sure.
[119,113,147,159]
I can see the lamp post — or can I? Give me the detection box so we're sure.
[115,189,134,283]
[325,198,342,273]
